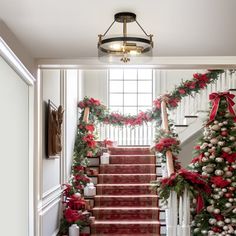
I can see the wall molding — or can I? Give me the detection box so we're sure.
[37,56,236,69]
[0,37,35,84]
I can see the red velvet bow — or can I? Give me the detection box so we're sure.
[209,92,236,122]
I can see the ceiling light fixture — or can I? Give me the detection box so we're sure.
[98,12,153,63]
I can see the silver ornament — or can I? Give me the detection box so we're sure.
[229,198,234,202]
[213,208,221,214]
[217,220,225,227]
[210,138,219,144]
[225,171,233,177]
[225,202,232,208]
[216,157,224,163]
[224,218,231,223]
[207,206,214,213]
[202,157,209,162]
[222,147,231,153]
[218,141,225,146]
[215,169,224,176]
[212,124,221,130]
[209,218,217,224]
[204,152,210,156]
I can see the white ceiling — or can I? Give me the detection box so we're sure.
[1,0,236,59]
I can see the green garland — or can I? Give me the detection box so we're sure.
[78,70,224,127]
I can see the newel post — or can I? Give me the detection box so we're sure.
[161,97,175,176]
[83,107,90,123]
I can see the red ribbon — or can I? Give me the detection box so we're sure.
[209,92,236,122]
[196,194,204,213]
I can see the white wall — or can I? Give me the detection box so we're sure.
[179,130,202,167]
[38,69,79,236]
[155,69,204,96]
[82,70,108,105]
[0,56,30,236]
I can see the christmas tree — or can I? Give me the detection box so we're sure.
[190,92,236,235]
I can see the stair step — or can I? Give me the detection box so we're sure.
[96,184,156,195]
[99,164,156,174]
[94,195,158,207]
[98,174,157,184]
[92,207,160,221]
[110,155,156,164]
[91,220,161,234]
[109,147,153,155]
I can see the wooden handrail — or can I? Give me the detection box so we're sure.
[83,107,90,123]
[161,98,175,176]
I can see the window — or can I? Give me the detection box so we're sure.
[109,69,154,115]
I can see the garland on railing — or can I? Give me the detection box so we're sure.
[152,121,182,171]
[152,169,211,213]
[59,121,100,235]
[78,70,224,126]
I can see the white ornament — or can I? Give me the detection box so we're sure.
[233,208,236,213]
[230,136,236,141]
[222,188,227,192]
[231,218,236,224]
[221,127,227,131]
[225,202,232,208]
[223,226,229,231]
[208,231,215,236]
[213,208,221,214]
[217,221,225,227]
[229,198,234,202]
[215,169,224,176]
[232,164,236,169]
[202,171,209,176]
[211,138,219,144]
[231,182,236,187]
[216,157,224,163]
[209,155,215,159]
[218,141,225,146]
[214,121,219,124]
[207,206,214,213]
[224,218,231,223]
[212,124,221,130]
[222,147,231,153]
[209,218,217,224]
[201,230,208,234]
[204,152,210,156]
[219,122,224,126]
[208,143,213,147]
[225,171,233,177]
[202,157,209,162]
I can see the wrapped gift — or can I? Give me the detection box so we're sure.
[100,152,109,164]
[84,183,96,197]
[89,216,95,224]
[69,224,80,236]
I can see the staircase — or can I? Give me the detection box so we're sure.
[91,147,162,236]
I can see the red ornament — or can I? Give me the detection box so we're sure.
[228,186,236,191]
[221,131,228,136]
[212,226,221,233]
[225,192,233,198]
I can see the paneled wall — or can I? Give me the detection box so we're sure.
[38,69,78,236]
[0,56,33,236]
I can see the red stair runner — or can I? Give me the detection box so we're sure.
[91,147,161,236]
